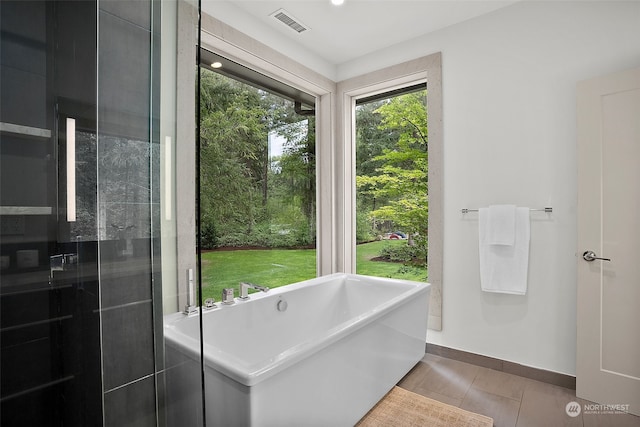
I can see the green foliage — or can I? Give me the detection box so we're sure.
[200,219,217,248]
[356,209,375,243]
[355,101,399,177]
[199,69,316,249]
[212,221,312,249]
[355,240,427,281]
[357,91,428,235]
[355,101,398,213]
[377,238,427,266]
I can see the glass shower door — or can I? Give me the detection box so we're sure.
[0,1,103,424]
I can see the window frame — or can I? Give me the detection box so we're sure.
[336,54,443,331]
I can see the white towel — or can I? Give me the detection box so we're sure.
[479,207,530,294]
[487,205,516,245]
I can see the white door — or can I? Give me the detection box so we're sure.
[577,66,640,416]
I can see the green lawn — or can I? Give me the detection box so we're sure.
[199,240,427,302]
[355,240,427,281]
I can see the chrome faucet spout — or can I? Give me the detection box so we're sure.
[239,282,269,300]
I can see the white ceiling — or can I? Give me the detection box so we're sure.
[202,0,519,77]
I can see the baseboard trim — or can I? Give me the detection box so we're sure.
[426,343,576,390]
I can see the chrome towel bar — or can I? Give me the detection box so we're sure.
[461,207,552,214]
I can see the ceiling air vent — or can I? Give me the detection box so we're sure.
[271,9,309,34]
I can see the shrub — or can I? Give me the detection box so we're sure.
[212,221,315,249]
[378,239,427,267]
[200,220,217,249]
[356,210,375,243]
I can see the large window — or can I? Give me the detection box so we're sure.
[198,56,317,301]
[355,87,428,281]
[337,52,442,330]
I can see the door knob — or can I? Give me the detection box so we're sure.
[582,250,611,262]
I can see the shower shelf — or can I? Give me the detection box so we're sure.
[0,206,53,215]
[1,123,54,216]
[0,121,51,139]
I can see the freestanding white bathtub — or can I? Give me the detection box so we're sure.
[164,273,430,427]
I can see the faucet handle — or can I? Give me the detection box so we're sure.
[50,253,78,272]
[238,282,250,300]
[50,254,65,272]
[222,288,235,305]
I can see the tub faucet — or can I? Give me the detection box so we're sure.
[184,269,198,315]
[239,282,269,300]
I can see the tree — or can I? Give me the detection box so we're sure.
[199,69,316,248]
[200,70,267,242]
[356,90,428,252]
[274,118,316,245]
[355,100,400,239]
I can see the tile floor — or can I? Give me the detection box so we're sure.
[397,353,640,427]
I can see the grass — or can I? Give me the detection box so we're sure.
[199,240,427,302]
[356,240,427,281]
[200,248,317,301]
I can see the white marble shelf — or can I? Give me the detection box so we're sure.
[0,206,53,215]
[0,122,52,139]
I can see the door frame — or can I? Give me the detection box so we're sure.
[576,66,640,416]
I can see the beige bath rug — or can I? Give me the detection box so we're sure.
[356,386,494,427]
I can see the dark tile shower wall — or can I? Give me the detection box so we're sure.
[1,0,167,425]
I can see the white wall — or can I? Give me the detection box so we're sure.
[339,1,640,375]
[200,0,337,80]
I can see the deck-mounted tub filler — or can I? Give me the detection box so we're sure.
[164,273,431,426]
